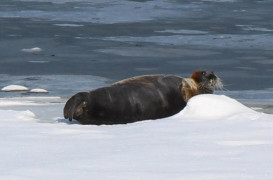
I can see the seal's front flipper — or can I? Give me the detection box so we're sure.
[63,92,89,121]
[74,101,88,118]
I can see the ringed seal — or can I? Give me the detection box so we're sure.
[63,70,222,125]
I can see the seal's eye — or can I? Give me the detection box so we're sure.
[201,71,206,75]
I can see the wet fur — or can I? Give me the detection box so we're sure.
[63,70,221,125]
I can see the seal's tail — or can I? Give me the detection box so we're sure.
[63,92,89,121]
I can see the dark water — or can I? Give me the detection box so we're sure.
[0,0,272,102]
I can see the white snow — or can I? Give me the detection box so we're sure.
[21,47,42,53]
[0,109,36,121]
[0,94,273,180]
[176,94,257,121]
[30,88,48,93]
[1,85,29,92]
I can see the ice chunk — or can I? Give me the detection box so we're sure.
[21,47,42,53]
[2,85,29,92]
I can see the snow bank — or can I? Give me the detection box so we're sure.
[176,94,258,120]
[0,109,36,121]
[0,94,272,180]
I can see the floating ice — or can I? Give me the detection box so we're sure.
[155,29,208,35]
[103,34,273,50]
[236,25,273,32]
[54,24,84,27]
[0,75,108,98]
[21,47,42,53]
[28,60,49,63]
[30,88,49,93]
[201,0,237,2]
[1,85,29,92]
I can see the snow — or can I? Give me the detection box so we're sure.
[177,94,257,120]
[1,85,29,92]
[0,94,273,180]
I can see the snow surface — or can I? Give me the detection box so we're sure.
[0,94,273,180]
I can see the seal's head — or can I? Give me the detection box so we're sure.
[191,70,223,93]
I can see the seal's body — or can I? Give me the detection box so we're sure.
[64,70,222,125]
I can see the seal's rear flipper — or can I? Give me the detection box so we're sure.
[63,92,89,121]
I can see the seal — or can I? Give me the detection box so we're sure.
[63,70,222,125]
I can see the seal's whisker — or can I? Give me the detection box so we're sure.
[215,77,224,90]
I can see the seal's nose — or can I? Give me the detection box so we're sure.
[208,71,216,79]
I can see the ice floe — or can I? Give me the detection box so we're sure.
[21,47,42,53]
[0,94,272,180]
[1,85,29,92]
[30,88,49,93]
